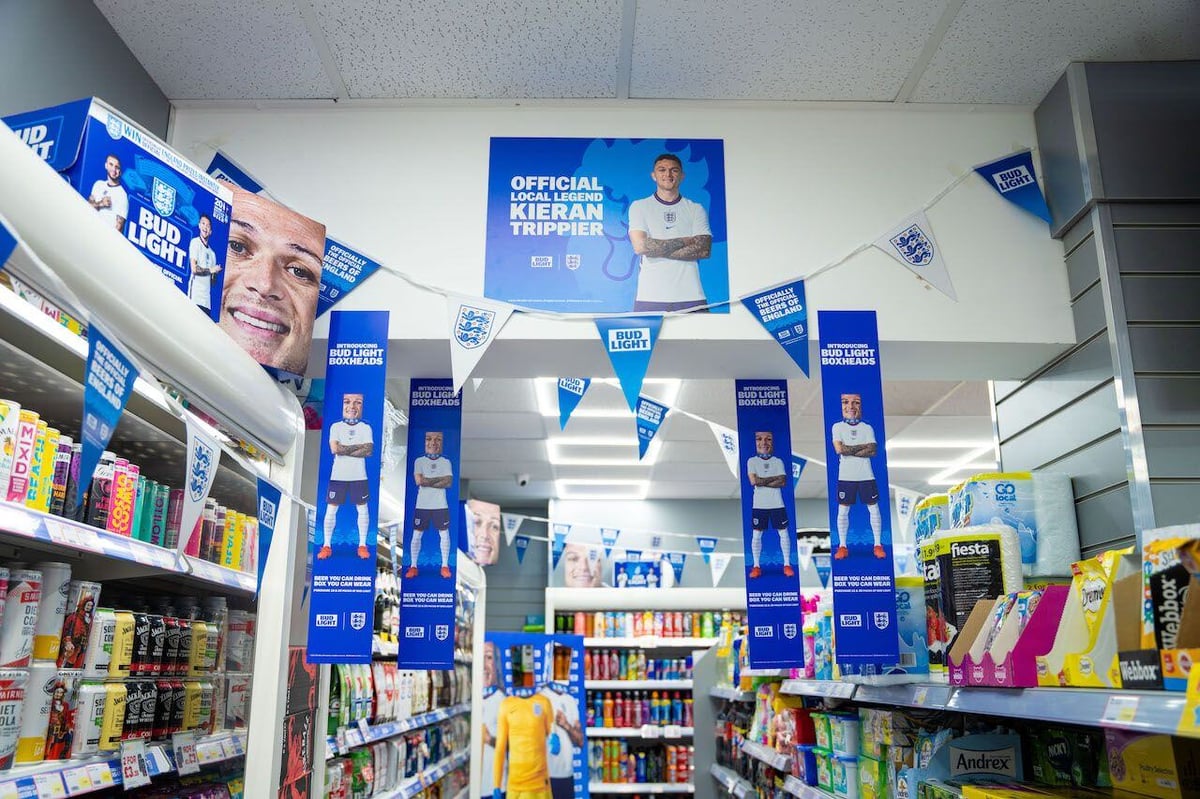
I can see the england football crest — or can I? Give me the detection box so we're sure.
[350,612,367,630]
[105,112,123,140]
[873,611,891,630]
[783,623,798,639]
[663,210,677,224]
[889,224,933,267]
[188,438,216,503]
[565,254,581,271]
[152,177,177,218]
[454,305,496,350]
[435,625,449,641]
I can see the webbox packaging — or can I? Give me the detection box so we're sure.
[3,98,233,322]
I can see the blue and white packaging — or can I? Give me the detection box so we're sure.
[613,559,662,589]
[5,98,233,321]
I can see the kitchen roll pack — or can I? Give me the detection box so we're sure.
[931,524,1024,661]
[949,472,1079,576]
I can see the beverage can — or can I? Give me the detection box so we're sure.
[64,444,84,522]
[0,568,42,667]
[48,435,73,517]
[188,619,207,676]
[0,568,8,637]
[42,669,81,760]
[106,459,138,537]
[57,580,101,669]
[130,611,150,676]
[0,400,21,494]
[165,488,184,550]
[153,680,175,740]
[5,410,39,504]
[149,483,170,547]
[22,421,47,510]
[176,617,193,676]
[85,451,117,529]
[71,681,105,758]
[98,681,126,751]
[108,611,134,678]
[182,681,202,731]
[14,661,56,763]
[147,614,166,675]
[162,616,182,676]
[31,561,71,661]
[169,680,186,736]
[82,608,115,678]
[198,681,214,734]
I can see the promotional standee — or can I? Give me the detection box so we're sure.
[734,379,804,669]
[482,633,588,799]
[485,137,729,314]
[399,379,462,669]
[307,310,389,662]
[818,310,899,667]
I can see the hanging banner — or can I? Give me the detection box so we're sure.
[446,293,516,394]
[595,316,662,411]
[740,279,810,376]
[814,553,832,589]
[0,218,16,265]
[398,378,461,669]
[467,499,502,566]
[502,513,525,545]
[665,552,687,584]
[514,535,531,564]
[696,537,718,564]
[792,454,808,483]
[307,310,389,663]
[206,151,266,194]
[894,487,923,545]
[974,150,1052,224]
[600,528,620,558]
[557,378,591,430]
[481,633,589,799]
[177,418,220,558]
[710,552,732,587]
[734,379,804,669]
[77,328,137,510]
[483,136,729,314]
[552,524,570,569]
[707,421,740,478]
[624,549,642,562]
[818,310,899,667]
[255,478,283,594]
[873,211,956,301]
[634,395,668,459]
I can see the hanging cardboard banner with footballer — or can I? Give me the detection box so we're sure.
[974,150,1052,225]
[741,279,810,376]
[594,316,662,411]
[734,379,803,669]
[818,310,899,668]
[557,378,591,429]
[307,310,389,663]
[484,137,729,314]
[397,378,461,669]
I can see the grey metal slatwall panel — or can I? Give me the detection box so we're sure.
[1114,228,1200,274]
[994,333,1113,441]
[1122,276,1200,323]
[999,381,1120,470]
[1109,203,1200,226]
[1073,282,1109,342]
[1135,377,1200,426]
[1066,236,1101,300]
[1145,429,1200,479]
[1040,431,1128,499]
[1062,213,1095,255]
[1075,484,1136,555]
[1033,73,1089,236]
[993,381,1022,402]
[1150,483,1200,528]
[1129,328,1200,373]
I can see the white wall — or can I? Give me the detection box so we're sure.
[170,102,1075,379]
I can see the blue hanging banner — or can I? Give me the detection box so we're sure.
[974,150,1052,225]
[818,310,899,668]
[307,310,389,663]
[594,316,662,411]
[398,378,462,669]
[634,395,669,459]
[0,217,16,266]
[665,552,687,583]
[557,378,591,430]
[740,279,810,376]
[254,477,283,595]
[792,454,808,482]
[552,524,570,569]
[514,535,531,564]
[77,328,137,510]
[696,536,718,564]
[205,151,265,194]
[601,528,620,557]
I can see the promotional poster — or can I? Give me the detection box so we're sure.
[481,633,588,799]
[467,498,502,567]
[817,310,899,666]
[307,310,389,663]
[613,559,662,589]
[398,379,462,669]
[4,98,233,321]
[485,137,728,314]
[734,379,804,668]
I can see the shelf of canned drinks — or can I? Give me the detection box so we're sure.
[710,763,751,799]
[374,749,469,799]
[326,703,471,758]
[0,502,255,595]
[708,686,754,702]
[740,739,790,772]
[0,730,245,799]
[584,638,718,649]
[587,726,694,739]
[589,782,695,794]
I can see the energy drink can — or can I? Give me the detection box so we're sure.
[98,681,126,751]
[64,444,84,522]
[32,561,71,661]
[71,681,105,757]
[147,615,166,676]
[15,661,56,763]
[130,612,150,676]
[58,580,100,669]
[22,420,47,510]
[108,611,134,678]
[31,426,59,513]
[165,488,184,550]
[182,681,201,731]
[48,435,73,517]
[106,459,138,537]
[43,669,81,760]
[0,400,21,493]
[148,483,170,547]
[0,568,42,667]
[85,451,117,529]
[0,669,28,769]
[152,680,175,740]
[82,608,115,678]
[6,410,39,504]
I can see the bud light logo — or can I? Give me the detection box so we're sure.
[992,165,1033,192]
[258,496,277,528]
[607,328,650,352]
[315,614,337,628]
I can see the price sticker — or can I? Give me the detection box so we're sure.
[120,739,152,789]
[32,773,66,799]
[0,781,17,799]
[74,527,104,553]
[44,521,80,548]
[1103,695,1140,725]
[345,728,363,748]
[641,724,660,739]
[231,735,245,756]
[197,740,222,765]
[912,687,929,706]
[173,731,200,775]
[86,764,114,787]
[63,767,93,795]
[335,728,348,754]
[358,718,372,740]
[664,724,682,738]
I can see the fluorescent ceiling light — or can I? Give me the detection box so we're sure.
[534,377,682,418]
[886,440,995,450]
[927,444,998,486]
[555,478,650,500]
[546,436,662,465]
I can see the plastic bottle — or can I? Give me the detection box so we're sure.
[672,692,682,725]
[649,691,659,725]
[602,691,614,728]
[612,692,623,727]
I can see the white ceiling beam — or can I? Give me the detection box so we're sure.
[615,0,638,99]
[293,0,351,101]
[893,0,965,103]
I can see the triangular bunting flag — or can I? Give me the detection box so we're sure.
[710,552,732,586]
[552,524,570,569]
[473,378,485,391]
[696,537,718,565]
[873,211,957,301]
[514,534,531,564]
[625,549,642,562]
[255,478,283,595]
[894,487,923,545]
[740,279,810,376]
[76,328,138,513]
[792,454,808,483]
[814,553,832,589]
[446,293,516,394]
[557,378,591,430]
[650,535,663,550]
[594,316,663,411]
[796,542,814,575]
[708,422,739,478]
[665,552,686,583]
[601,528,620,558]
[635,396,669,460]
[974,150,1052,224]
[502,513,525,546]
[178,417,221,557]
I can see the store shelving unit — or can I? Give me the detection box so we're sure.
[590,782,696,794]
[584,637,720,649]
[588,726,695,739]
[710,763,751,799]
[586,680,695,690]
[377,750,470,799]
[781,776,835,799]
[739,739,790,772]
[326,703,472,758]
[707,685,754,702]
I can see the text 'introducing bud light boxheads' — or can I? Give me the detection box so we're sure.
[3,98,234,322]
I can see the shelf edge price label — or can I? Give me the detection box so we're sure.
[664,724,682,738]
[63,767,93,796]
[358,718,372,741]
[121,739,153,789]
[173,731,200,775]
[1102,695,1140,726]
[32,773,67,799]
[641,724,660,739]
[0,781,16,799]
[85,764,113,787]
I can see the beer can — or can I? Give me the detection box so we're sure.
[98,681,126,751]
[0,400,21,494]
[225,673,251,730]
[47,435,73,518]
[148,483,170,547]
[152,680,175,740]
[71,681,106,757]
[82,608,115,678]
[182,681,201,731]
[147,615,166,676]
[169,680,186,736]
[0,669,28,769]
[22,420,47,510]
[30,426,59,513]
[14,661,56,763]
[64,444,84,522]
[130,612,150,676]
[58,581,101,670]
[225,610,253,672]
[85,451,117,529]
[42,670,81,760]
[106,459,138,537]
[197,681,214,734]
[164,488,184,550]
[108,611,134,678]
[0,567,9,636]
[0,568,42,668]
[31,561,71,661]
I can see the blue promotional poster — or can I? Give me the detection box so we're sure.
[485,137,729,314]
[398,379,462,669]
[634,395,668,459]
[974,151,1052,224]
[307,310,389,663]
[817,310,899,666]
[734,379,803,668]
[613,559,662,589]
[741,279,810,376]
[4,98,234,321]
[480,633,588,799]
[78,328,137,507]
[557,378,590,429]
[594,316,662,411]
[255,477,283,595]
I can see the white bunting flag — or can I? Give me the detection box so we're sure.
[707,421,740,478]
[472,378,485,391]
[502,513,526,546]
[873,211,957,301]
[445,294,516,394]
[177,417,221,557]
[797,542,814,575]
[893,487,923,545]
[710,552,732,587]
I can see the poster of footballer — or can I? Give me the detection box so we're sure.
[484,137,728,314]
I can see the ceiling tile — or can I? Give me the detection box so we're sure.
[911,0,1200,103]
[312,0,623,98]
[630,0,945,100]
[93,0,334,99]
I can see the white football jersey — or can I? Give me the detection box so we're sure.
[628,194,711,303]
[747,455,786,509]
[414,455,453,509]
[541,685,579,778]
[90,180,128,229]
[188,238,217,306]
[832,421,877,482]
[481,689,506,793]
[329,421,372,481]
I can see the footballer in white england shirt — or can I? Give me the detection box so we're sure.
[745,430,794,578]
[831,393,885,560]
